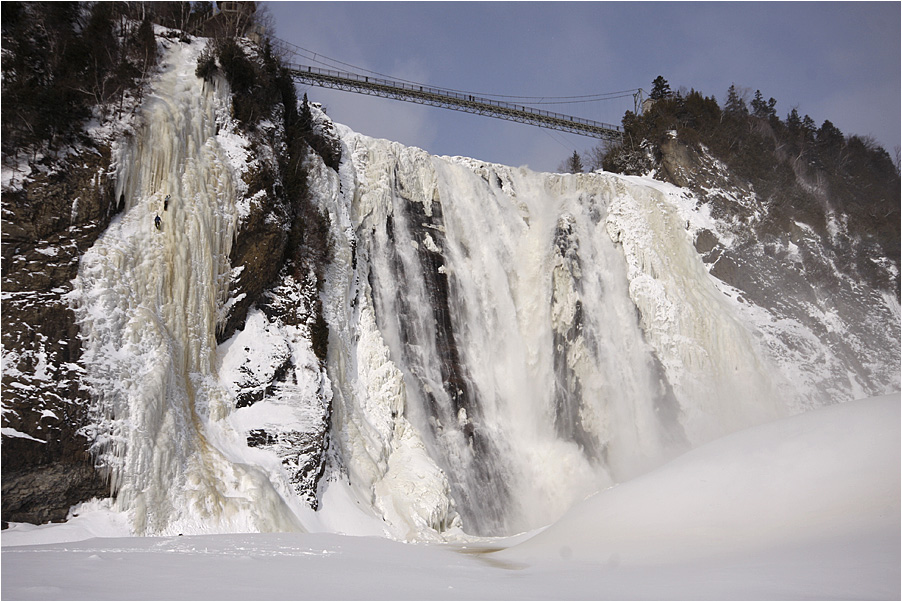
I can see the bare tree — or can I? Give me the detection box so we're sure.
[584,142,612,172]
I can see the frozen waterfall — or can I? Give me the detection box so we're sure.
[316,133,789,537]
[70,39,819,540]
[71,41,301,535]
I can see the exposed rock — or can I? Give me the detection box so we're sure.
[219,163,291,343]
[659,137,696,188]
[246,412,330,510]
[1,457,107,527]
[656,136,900,402]
[220,302,332,509]
[2,144,120,524]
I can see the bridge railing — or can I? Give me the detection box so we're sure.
[286,62,623,139]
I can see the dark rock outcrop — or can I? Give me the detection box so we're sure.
[2,144,120,525]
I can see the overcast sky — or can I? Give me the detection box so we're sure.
[264,1,900,173]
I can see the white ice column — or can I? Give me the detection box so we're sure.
[72,41,300,535]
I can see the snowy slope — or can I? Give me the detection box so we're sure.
[3,393,898,600]
[501,393,900,566]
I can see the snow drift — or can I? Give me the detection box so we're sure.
[500,393,900,566]
[3,393,898,600]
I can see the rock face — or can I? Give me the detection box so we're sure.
[3,34,897,538]
[218,118,335,511]
[219,144,292,344]
[655,136,900,403]
[2,145,120,525]
[657,135,899,293]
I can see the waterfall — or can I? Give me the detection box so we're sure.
[316,132,789,537]
[69,39,881,541]
[71,41,300,535]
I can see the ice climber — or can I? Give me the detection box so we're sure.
[154,215,162,230]
[164,195,170,211]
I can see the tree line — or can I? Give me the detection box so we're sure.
[558,75,899,270]
[561,75,897,182]
[0,3,228,160]
[0,1,274,162]
[604,76,896,182]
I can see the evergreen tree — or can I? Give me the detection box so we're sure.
[562,150,584,173]
[650,75,672,101]
[133,17,157,72]
[801,115,817,141]
[786,108,802,132]
[750,90,778,121]
[2,2,162,154]
[766,97,778,122]
[751,90,770,118]
[300,93,313,133]
[816,119,844,147]
[724,84,748,115]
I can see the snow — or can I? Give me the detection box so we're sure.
[3,393,898,599]
[1,159,32,192]
[0,427,46,444]
[319,129,857,536]
[64,46,897,537]
[606,172,787,443]
[68,38,300,536]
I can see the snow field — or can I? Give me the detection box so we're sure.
[3,393,898,599]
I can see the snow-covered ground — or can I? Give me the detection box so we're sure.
[3,393,898,600]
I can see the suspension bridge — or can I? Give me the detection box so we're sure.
[274,38,634,141]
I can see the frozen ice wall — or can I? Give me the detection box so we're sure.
[71,41,300,535]
[316,130,790,537]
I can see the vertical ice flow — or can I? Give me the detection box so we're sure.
[72,41,300,535]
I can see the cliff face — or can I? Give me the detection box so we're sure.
[1,34,332,527]
[2,143,118,524]
[2,32,898,537]
[655,136,899,404]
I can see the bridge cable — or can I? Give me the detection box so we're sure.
[272,37,639,105]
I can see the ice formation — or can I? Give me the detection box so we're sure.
[71,41,301,535]
[316,133,792,536]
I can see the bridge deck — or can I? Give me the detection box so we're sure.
[286,64,623,141]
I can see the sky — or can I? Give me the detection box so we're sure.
[264,2,900,173]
